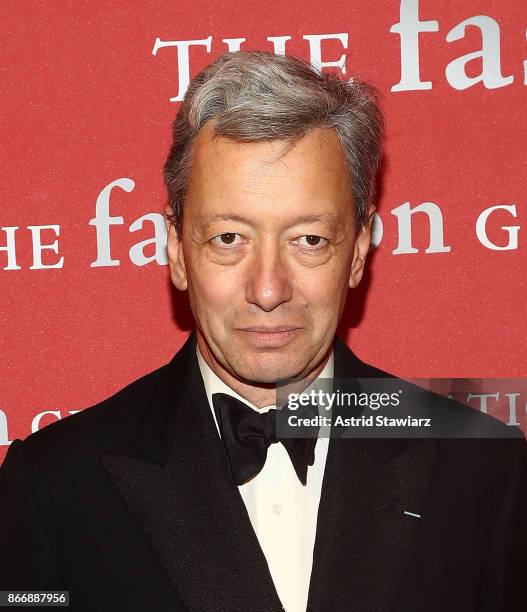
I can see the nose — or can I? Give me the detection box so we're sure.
[245,238,293,312]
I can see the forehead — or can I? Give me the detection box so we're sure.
[185,121,350,216]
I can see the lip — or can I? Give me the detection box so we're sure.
[237,326,302,346]
[239,326,301,333]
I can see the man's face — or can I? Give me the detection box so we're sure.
[167,121,373,384]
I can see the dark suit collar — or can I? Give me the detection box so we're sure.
[133,331,200,465]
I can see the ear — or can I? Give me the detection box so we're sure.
[165,206,188,291]
[349,204,375,289]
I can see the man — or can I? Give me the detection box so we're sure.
[1,50,526,612]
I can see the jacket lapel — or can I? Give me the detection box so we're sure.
[100,332,283,612]
[306,337,438,611]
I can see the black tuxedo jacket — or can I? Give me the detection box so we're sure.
[1,331,526,611]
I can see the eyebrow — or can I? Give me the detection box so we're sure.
[198,212,341,229]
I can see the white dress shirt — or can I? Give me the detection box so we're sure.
[196,345,334,612]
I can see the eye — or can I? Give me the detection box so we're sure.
[210,232,243,248]
[294,235,328,249]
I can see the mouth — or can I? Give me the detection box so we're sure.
[240,326,301,333]
[236,326,302,346]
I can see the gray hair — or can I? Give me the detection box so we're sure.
[164,50,384,236]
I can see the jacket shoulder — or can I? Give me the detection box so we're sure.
[334,336,526,452]
[15,362,171,469]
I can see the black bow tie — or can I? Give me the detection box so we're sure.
[212,392,318,486]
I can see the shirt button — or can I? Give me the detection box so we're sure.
[272,503,283,515]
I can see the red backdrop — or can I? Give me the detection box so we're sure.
[1,0,526,460]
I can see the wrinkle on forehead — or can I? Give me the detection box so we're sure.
[190,123,347,183]
[185,121,352,228]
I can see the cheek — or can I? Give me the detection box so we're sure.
[298,270,349,331]
[188,264,241,315]
[295,264,347,304]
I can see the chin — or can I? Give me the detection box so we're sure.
[238,369,293,385]
[235,354,306,384]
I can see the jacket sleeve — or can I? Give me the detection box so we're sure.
[0,439,60,590]
[477,436,527,612]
